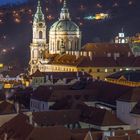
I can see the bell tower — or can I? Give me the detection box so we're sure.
[29,0,47,75]
[32,0,46,44]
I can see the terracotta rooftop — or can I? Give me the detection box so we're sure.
[84,131,103,140]
[132,56,140,67]
[0,113,33,140]
[26,126,71,140]
[77,57,118,67]
[130,102,140,115]
[77,104,127,127]
[118,87,140,102]
[32,110,80,126]
[0,101,15,114]
[31,86,51,101]
[82,43,133,57]
[31,69,92,79]
[1,70,23,77]
[106,135,140,140]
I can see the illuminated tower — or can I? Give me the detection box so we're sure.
[49,0,81,54]
[115,28,129,44]
[29,0,47,75]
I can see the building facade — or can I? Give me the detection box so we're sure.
[29,0,82,75]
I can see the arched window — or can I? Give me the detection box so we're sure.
[57,40,60,50]
[33,50,38,58]
[39,31,43,39]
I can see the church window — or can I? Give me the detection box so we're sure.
[33,50,38,58]
[57,40,60,50]
[97,76,100,80]
[89,69,92,73]
[113,69,116,72]
[39,31,43,39]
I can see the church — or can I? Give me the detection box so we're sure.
[29,0,139,80]
[29,0,82,74]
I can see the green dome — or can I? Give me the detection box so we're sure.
[50,20,80,32]
[34,0,45,22]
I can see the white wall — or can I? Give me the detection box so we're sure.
[116,100,140,129]
[30,99,49,112]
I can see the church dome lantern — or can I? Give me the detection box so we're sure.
[49,0,82,54]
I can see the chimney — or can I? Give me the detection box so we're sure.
[4,133,8,140]
[128,52,131,57]
[88,51,93,61]
[15,102,20,114]
[76,72,79,79]
[137,129,140,135]
[111,129,115,137]
[29,114,33,125]
[76,51,80,59]
[34,122,38,127]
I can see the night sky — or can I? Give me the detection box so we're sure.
[0,0,27,5]
[0,0,140,67]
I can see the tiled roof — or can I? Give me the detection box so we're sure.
[31,86,51,101]
[51,54,85,66]
[130,102,140,115]
[85,81,130,105]
[50,89,98,102]
[106,135,140,140]
[118,87,140,102]
[77,104,127,126]
[48,54,140,68]
[77,57,118,67]
[26,126,71,140]
[116,57,135,67]
[32,110,80,126]
[82,43,133,57]
[132,56,140,67]
[50,81,131,106]
[0,101,15,114]
[31,69,92,78]
[84,131,103,140]
[0,113,33,140]
[1,70,23,77]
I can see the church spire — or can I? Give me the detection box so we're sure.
[60,0,70,20]
[34,0,45,22]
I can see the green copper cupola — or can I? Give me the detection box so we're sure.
[34,0,45,22]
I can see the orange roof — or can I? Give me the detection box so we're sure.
[82,43,133,57]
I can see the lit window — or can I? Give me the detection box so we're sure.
[105,69,108,73]
[39,31,43,39]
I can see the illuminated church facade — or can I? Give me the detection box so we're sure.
[29,0,139,81]
[29,0,82,74]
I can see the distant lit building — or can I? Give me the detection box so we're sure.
[115,30,129,44]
